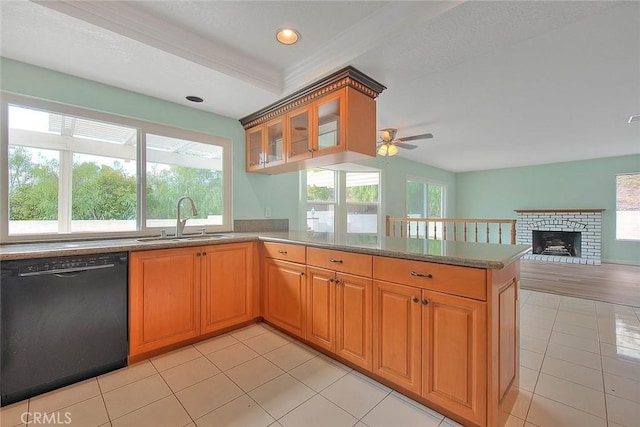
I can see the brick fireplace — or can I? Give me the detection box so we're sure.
[515,209,605,265]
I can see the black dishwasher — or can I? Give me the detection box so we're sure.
[1,252,128,406]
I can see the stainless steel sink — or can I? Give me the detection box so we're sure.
[137,234,232,242]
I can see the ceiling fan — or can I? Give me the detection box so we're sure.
[376,128,434,157]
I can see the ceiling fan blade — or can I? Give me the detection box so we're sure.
[395,142,418,150]
[395,133,434,142]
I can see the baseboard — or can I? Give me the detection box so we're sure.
[602,259,640,266]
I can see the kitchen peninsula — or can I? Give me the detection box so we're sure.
[0,233,529,427]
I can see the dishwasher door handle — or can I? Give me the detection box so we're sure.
[19,263,116,277]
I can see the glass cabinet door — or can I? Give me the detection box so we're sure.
[266,118,285,166]
[287,106,312,161]
[247,127,264,170]
[315,92,342,153]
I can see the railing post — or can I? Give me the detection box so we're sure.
[385,215,390,237]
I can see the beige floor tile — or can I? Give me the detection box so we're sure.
[389,391,445,421]
[29,378,101,415]
[247,374,315,419]
[150,345,201,372]
[111,395,191,427]
[519,367,539,392]
[98,360,157,393]
[361,393,442,427]
[549,331,600,354]
[268,422,284,427]
[320,372,390,418]
[289,356,349,392]
[520,314,556,330]
[317,354,353,372]
[520,335,548,354]
[102,374,172,420]
[263,342,318,371]
[160,356,221,392]
[527,294,561,309]
[243,331,291,354]
[195,394,274,427]
[193,334,239,355]
[0,399,29,427]
[520,324,553,340]
[599,330,640,351]
[602,356,640,382]
[555,311,599,329]
[36,395,108,427]
[279,395,357,427]
[504,415,525,427]
[604,373,640,403]
[175,373,243,420]
[600,342,640,363]
[534,373,605,418]
[509,389,532,420]
[229,323,270,341]
[520,349,544,371]
[606,394,640,427]
[545,342,602,370]
[540,356,604,391]
[205,342,260,371]
[225,357,285,392]
[521,306,558,321]
[552,321,599,340]
[441,417,464,426]
[349,369,392,393]
[526,394,606,427]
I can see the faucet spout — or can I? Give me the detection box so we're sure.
[176,196,198,237]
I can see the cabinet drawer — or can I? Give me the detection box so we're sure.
[263,242,306,263]
[307,247,372,277]
[373,256,486,300]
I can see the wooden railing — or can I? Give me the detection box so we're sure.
[385,216,517,244]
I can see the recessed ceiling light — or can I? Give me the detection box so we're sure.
[629,115,640,124]
[276,28,301,45]
[186,96,203,103]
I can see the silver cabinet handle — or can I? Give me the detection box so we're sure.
[410,271,432,279]
[278,250,288,254]
[329,258,343,263]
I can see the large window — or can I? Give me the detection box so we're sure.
[616,173,640,240]
[406,177,445,239]
[2,94,231,241]
[304,168,381,245]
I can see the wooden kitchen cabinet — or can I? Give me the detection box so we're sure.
[263,258,307,338]
[130,242,257,358]
[422,289,487,426]
[201,242,255,334]
[372,280,422,393]
[246,117,285,171]
[129,247,201,356]
[306,248,373,370]
[240,67,385,174]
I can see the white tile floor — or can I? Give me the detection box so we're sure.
[1,289,640,427]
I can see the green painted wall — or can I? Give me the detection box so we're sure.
[0,58,299,225]
[456,155,640,263]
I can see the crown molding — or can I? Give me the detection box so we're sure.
[32,0,284,94]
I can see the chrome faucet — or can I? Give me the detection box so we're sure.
[176,196,198,237]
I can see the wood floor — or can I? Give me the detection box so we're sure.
[520,259,640,307]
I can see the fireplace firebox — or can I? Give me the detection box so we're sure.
[532,231,581,257]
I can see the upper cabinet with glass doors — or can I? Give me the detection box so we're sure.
[241,67,386,174]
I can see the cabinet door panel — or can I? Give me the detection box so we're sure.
[306,267,335,351]
[130,248,200,356]
[202,243,254,334]
[313,90,345,155]
[287,106,312,162]
[336,273,372,370]
[247,126,265,171]
[266,117,285,167]
[373,280,421,393]
[264,259,306,337]
[422,290,486,425]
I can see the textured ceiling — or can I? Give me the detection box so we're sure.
[1,0,638,172]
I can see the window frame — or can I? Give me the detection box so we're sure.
[301,167,382,239]
[405,175,447,219]
[615,172,640,242]
[1,92,232,242]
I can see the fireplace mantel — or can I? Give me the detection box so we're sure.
[514,209,605,213]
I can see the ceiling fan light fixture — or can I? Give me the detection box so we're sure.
[387,144,399,156]
[276,28,301,45]
[377,144,388,156]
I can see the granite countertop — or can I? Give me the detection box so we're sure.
[0,231,531,269]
